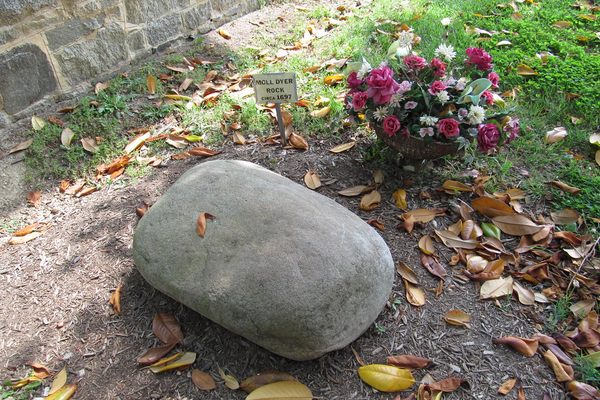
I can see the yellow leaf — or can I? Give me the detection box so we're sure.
[324,74,345,85]
[45,383,76,400]
[516,64,538,76]
[32,115,45,131]
[579,14,598,21]
[149,352,196,373]
[146,75,157,94]
[404,280,425,306]
[392,189,408,210]
[304,171,321,190]
[240,371,296,393]
[359,190,381,211]
[552,20,573,28]
[246,380,312,399]
[310,106,330,118]
[444,309,471,327]
[164,94,193,101]
[48,368,67,395]
[329,142,356,153]
[357,364,415,392]
[418,235,435,255]
[218,367,240,390]
[218,29,232,39]
[442,180,472,193]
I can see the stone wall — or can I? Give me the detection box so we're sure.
[0,0,260,128]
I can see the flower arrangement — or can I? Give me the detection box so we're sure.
[345,26,519,155]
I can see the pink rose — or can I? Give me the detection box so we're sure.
[351,91,368,111]
[482,90,494,105]
[477,123,500,152]
[365,65,401,104]
[430,58,447,77]
[403,55,427,71]
[428,80,447,95]
[504,117,520,142]
[437,118,460,139]
[383,115,401,137]
[487,72,500,88]
[347,72,363,89]
[466,47,493,71]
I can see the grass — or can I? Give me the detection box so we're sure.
[574,354,600,386]
[545,291,573,332]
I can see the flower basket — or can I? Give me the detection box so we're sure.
[373,124,460,160]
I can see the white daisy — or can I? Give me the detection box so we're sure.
[437,91,450,104]
[434,43,456,62]
[389,94,404,108]
[467,105,486,125]
[373,106,389,121]
[419,115,439,126]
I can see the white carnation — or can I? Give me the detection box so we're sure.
[434,43,456,62]
[420,115,439,126]
[467,105,486,125]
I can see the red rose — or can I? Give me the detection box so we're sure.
[347,72,363,89]
[351,91,369,111]
[482,90,494,105]
[430,58,447,77]
[383,115,401,137]
[365,65,400,104]
[466,47,493,71]
[403,55,427,71]
[437,118,460,139]
[428,80,447,95]
[487,72,500,88]
[477,123,500,152]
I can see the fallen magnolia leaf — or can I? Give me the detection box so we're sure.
[197,212,216,238]
[360,190,381,211]
[304,171,321,190]
[81,137,99,153]
[218,367,240,390]
[549,180,581,194]
[429,377,468,392]
[551,208,580,225]
[442,180,472,193]
[8,231,43,245]
[136,200,148,217]
[338,185,371,197]
[498,378,517,395]
[329,142,356,153]
[188,146,221,157]
[492,215,542,236]
[48,367,68,395]
[481,222,501,239]
[472,197,515,217]
[492,336,538,357]
[246,380,312,400]
[310,106,330,118]
[420,254,447,279]
[45,383,76,400]
[192,369,217,391]
[396,262,418,285]
[61,128,75,147]
[404,280,425,306]
[567,381,600,399]
[146,75,157,94]
[240,371,296,393]
[466,259,505,281]
[435,230,478,249]
[289,132,309,150]
[545,126,568,144]
[386,355,431,369]
[217,28,232,39]
[480,276,514,299]
[137,342,177,366]
[496,39,512,46]
[466,255,488,273]
[28,362,50,379]
[543,350,574,382]
[516,64,538,76]
[94,81,108,94]
[444,309,471,328]
[513,281,535,305]
[149,352,196,373]
[392,189,408,210]
[124,132,151,154]
[373,169,384,185]
[109,285,122,314]
[358,364,415,392]
[402,208,446,223]
[552,20,573,28]
[590,133,600,147]
[402,214,415,233]
[31,115,45,131]
[152,313,184,344]
[570,299,596,319]
[418,235,436,255]
[27,191,41,207]
[8,139,33,154]
[367,219,385,231]
[233,131,246,145]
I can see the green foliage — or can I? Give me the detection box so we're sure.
[574,354,600,386]
[546,291,573,332]
[1,379,41,400]
[239,101,272,136]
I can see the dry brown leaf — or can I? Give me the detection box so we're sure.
[149,352,196,373]
[218,367,240,390]
[152,313,184,344]
[516,64,538,76]
[567,381,600,399]
[76,186,97,197]
[396,262,418,284]
[466,259,505,281]
[549,180,581,194]
[61,127,75,148]
[246,380,313,400]
[217,28,232,39]
[472,197,515,217]
[196,212,216,238]
[480,276,514,299]
[444,309,471,327]
[8,139,33,154]
[289,132,309,150]
[420,254,447,279]
[543,350,574,382]
[429,377,467,392]
[192,369,217,391]
[338,185,372,197]
[94,82,108,94]
[498,378,517,395]
[373,169,384,185]
[570,300,596,319]
[492,215,543,236]
[360,190,381,211]
[239,371,296,393]
[404,280,425,306]
[109,285,122,314]
[351,347,366,366]
[27,191,41,207]
[392,189,408,210]
[402,214,415,233]
[233,131,246,145]
[513,281,535,305]
[545,126,568,144]
[442,180,472,193]
[551,208,580,225]
[304,171,321,190]
[418,235,436,255]
[492,336,538,357]
[188,146,221,157]
[81,137,99,153]
[9,231,43,245]
[329,142,356,153]
[146,75,157,94]
[137,342,177,366]
[367,219,385,231]
[435,230,478,249]
[179,77,193,92]
[403,208,446,223]
[466,255,488,273]
[386,355,432,369]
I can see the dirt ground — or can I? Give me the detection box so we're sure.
[0,1,576,399]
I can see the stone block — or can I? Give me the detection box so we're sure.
[55,22,127,86]
[0,43,57,115]
[144,13,182,47]
[210,0,259,24]
[124,0,173,24]
[182,1,212,33]
[0,0,58,25]
[45,18,104,50]
[0,26,18,47]
[126,29,146,53]
[0,112,10,130]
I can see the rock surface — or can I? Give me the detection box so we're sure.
[133,160,394,361]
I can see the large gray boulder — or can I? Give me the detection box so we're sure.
[133,160,394,361]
